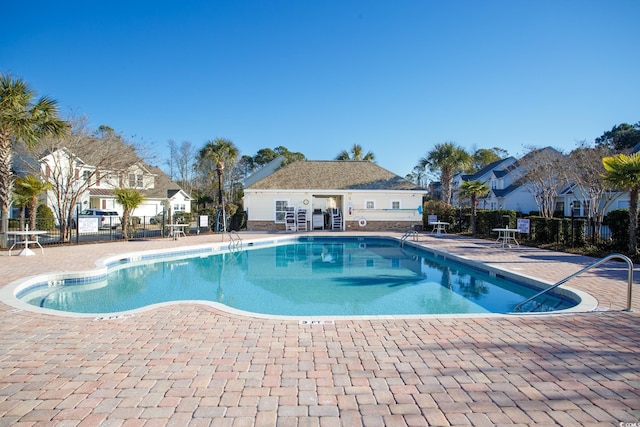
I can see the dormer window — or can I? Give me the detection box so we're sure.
[128,173,143,188]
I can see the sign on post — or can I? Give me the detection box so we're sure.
[78,217,99,233]
[517,218,530,234]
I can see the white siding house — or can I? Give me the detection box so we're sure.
[39,148,191,222]
[243,161,426,231]
[452,157,517,207]
[453,147,628,217]
[453,156,539,213]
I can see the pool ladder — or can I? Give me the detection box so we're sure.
[227,231,243,252]
[513,253,634,312]
[400,230,419,246]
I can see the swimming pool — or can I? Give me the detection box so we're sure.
[14,236,579,317]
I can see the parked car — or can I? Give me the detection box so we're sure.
[72,209,121,229]
[149,210,168,225]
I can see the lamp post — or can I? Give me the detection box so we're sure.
[216,161,226,233]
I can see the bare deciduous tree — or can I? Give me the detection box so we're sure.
[513,146,568,218]
[167,139,196,195]
[566,142,616,239]
[24,117,141,241]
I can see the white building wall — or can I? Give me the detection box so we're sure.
[245,190,424,224]
[501,188,540,214]
[345,192,423,223]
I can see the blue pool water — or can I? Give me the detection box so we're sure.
[19,237,575,315]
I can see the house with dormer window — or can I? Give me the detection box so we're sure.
[453,147,629,217]
[36,146,191,223]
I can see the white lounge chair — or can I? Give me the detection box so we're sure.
[285,207,296,231]
[297,209,308,231]
[331,209,342,230]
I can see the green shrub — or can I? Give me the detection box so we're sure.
[477,210,515,237]
[230,210,247,231]
[422,200,456,227]
[573,218,587,247]
[604,209,633,250]
[549,218,563,244]
[36,205,56,231]
[174,211,193,224]
[225,202,239,218]
[529,216,552,243]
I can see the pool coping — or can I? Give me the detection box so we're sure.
[0,234,598,319]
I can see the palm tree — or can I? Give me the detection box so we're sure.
[335,144,375,162]
[199,138,239,232]
[14,175,51,232]
[199,138,239,167]
[199,138,239,194]
[420,142,470,205]
[458,180,489,235]
[114,188,145,240]
[0,74,67,235]
[602,152,640,254]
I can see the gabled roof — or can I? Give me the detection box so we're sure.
[39,146,89,167]
[86,165,190,201]
[491,184,520,197]
[504,146,563,173]
[462,157,516,182]
[143,165,191,200]
[246,160,423,191]
[243,156,286,187]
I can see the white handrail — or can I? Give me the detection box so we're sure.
[400,230,419,246]
[227,231,243,251]
[514,253,634,312]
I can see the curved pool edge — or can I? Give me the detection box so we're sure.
[400,239,599,313]
[0,235,599,319]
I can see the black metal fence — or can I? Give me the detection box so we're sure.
[3,211,248,249]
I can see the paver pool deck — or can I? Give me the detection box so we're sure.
[0,231,639,426]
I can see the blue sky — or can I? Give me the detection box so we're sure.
[3,1,639,179]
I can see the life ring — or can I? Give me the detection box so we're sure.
[358,218,367,227]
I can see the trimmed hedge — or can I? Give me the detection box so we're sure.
[420,202,615,249]
[476,210,516,237]
[604,209,635,251]
[422,200,456,227]
[526,216,585,246]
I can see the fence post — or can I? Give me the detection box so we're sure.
[0,214,7,249]
[75,205,80,245]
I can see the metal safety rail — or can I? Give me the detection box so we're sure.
[227,231,243,252]
[400,230,419,246]
[514,253,634,312]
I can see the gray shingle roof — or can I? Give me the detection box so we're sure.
[88,165,188,200]
[246,161,422,191]
[143,165,190,200]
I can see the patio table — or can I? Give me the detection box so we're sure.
[166,224,188,240]
[492,227,520,248]
[7,227,47,256]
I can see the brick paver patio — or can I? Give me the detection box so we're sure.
[0,232,639,426]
